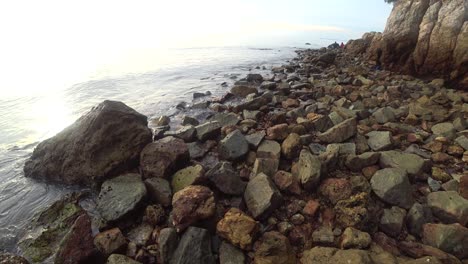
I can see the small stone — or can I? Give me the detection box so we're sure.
[144,177,172,207]
[273,170,301,195]
[158,228,178,264]
[171,185,216,231]
[171,165,205,193]
[295,149,321,191]
[319,178,352,205]
[340,227,371,249]
[281,133,302,159]
[362,165,379,179]
[182,116,199,126]
[127,223,153,246]
[317,118,357,143]
[195,121,221,141]
[166,126,196,142]
[379,150,427,177]
[282,98,300,108]
[290,214,305,225]
[379,206,406,237]
[253,231,296,264]
[206,162,246,195]
[219,130,249,161]
[244,173,283,220]
[170,227,215,264]
[334,192,369,229]
[216,208,260,250]
[366,131,393,151]
[302,200,320,217]
[252,158,279,177]
[455,135,468,150]
[460,175,468,199]
[370,168,413,209]
[407,203,433,236]
[245,131,265,150]
[219,241,245,264]
[94,228,127,256]
[259,81,277,90]
[373,107,395,124]
[230,85,257,97]
[143,204,165,226]
[257,140,281,159]
[106,254,141,264]
[431,123,456,139]
[427,191,468,225]
[422,223,468,259]
[431,167,452,183]
[266,123,289,140]
[243,110,261,120]
[312,226,335,245]
[152,115,170,126]
[345,152,380,172]
[97,174,147,222]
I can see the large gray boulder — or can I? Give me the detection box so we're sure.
[24,100,152,186]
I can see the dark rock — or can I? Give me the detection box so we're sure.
[94,228,127,256]
[96,174,147,222]
[252,158,279,177]
[158,228,178,264]
[165,126,196,142]
[195,121,221,141]
[281,133,302,159]
[422,223,468,259]
[370,168,413,209]
[245,131,265,149]
[246,73,264,83]
[206,162,246,195]
[208,112,241,127]
[244,173,283,220]
[170,227,215,264]
[144,177,172,207]
[345,152,380,172]
[143,204,165,225]
[106,254,141,264]
[407,203,433,236]
[140,136,189,179]
[427,191,468,225]
[317,118,357,143]
[127,223,153,246]
[295,149,321,191]
[171,185,215,231]
[218,130,249,161]
[230,85,257,98]
[182,116,199,126]
[0,254,29,264]
[219,241,245,264]
[24,100,152,186]
[253,231,296,264]
[379,206,406,237]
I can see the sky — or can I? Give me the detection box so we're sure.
[0,0,392,96]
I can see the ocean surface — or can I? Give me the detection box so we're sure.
[0,46,300,251]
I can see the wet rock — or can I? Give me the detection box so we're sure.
[259,81,276,90]
[140,136,189,179]
[253,231,296,264]
[373,107,396,124]
[273,170,301,195]
[106,254,141,264]
[379,150,427,177]
[246,73,264,83]
[144,177,172,207]
[170,227,215,264]
[281,133,302,159]
[345,152,380,172]
[171,164,205,193]
[166,126,196,142]
[257,140,281,160]
[366,131,393,151]
[219,130,249,161]
[94,228,127,256]
[195,121,221,141]
[97,174,147,222]
[182,116,199,126]
[431,122,456,139]
[379,206,406,238]
[219,241,245,264]
[206,162,246,195]
[266,123,289,140]
[158,228,178,264]
[171,185,215,231]
[230,85,257,98]
[20,195,93,263]
[127,223,153,246]
[427,191,468,225]
[216,208,260,250]
[340,227,371,249]
[244,173,283,220]
[422,223,468,259]
[24,100,152,186]
[209,112,241,127]
[296,149,321,191]
[187,140,215,159]
[407,203,433,236]
[317,118,357,143]
[370,168,413,209]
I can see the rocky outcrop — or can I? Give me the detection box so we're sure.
[24,100,152,186]
[346,0,467,89]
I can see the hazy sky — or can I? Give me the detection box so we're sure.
[0,0,392,96]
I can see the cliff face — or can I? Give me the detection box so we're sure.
[346,0,467,89]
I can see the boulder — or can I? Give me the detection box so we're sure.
[24,100,152,186]
[427,191,468,225]
[170,227,215,264]
[370,168,414,209]
[140,136,189,179]
[253,231,296,264]
[96,174,147,222]
[19,194,94,264]
[218,130,249,160]
[317,118,357,143]
[422,223,468,259]
[216,208,260,250]
[244,173,283,219]
[171,185,215,231]
[295,149,322,191]
[206,162,246,195]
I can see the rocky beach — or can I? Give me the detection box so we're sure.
[1,0,468,263]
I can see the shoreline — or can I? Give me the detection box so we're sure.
[3,46,468,263]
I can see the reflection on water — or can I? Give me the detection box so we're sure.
[0,46,296,251]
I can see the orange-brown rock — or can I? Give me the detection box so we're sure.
[216,208,260,250]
